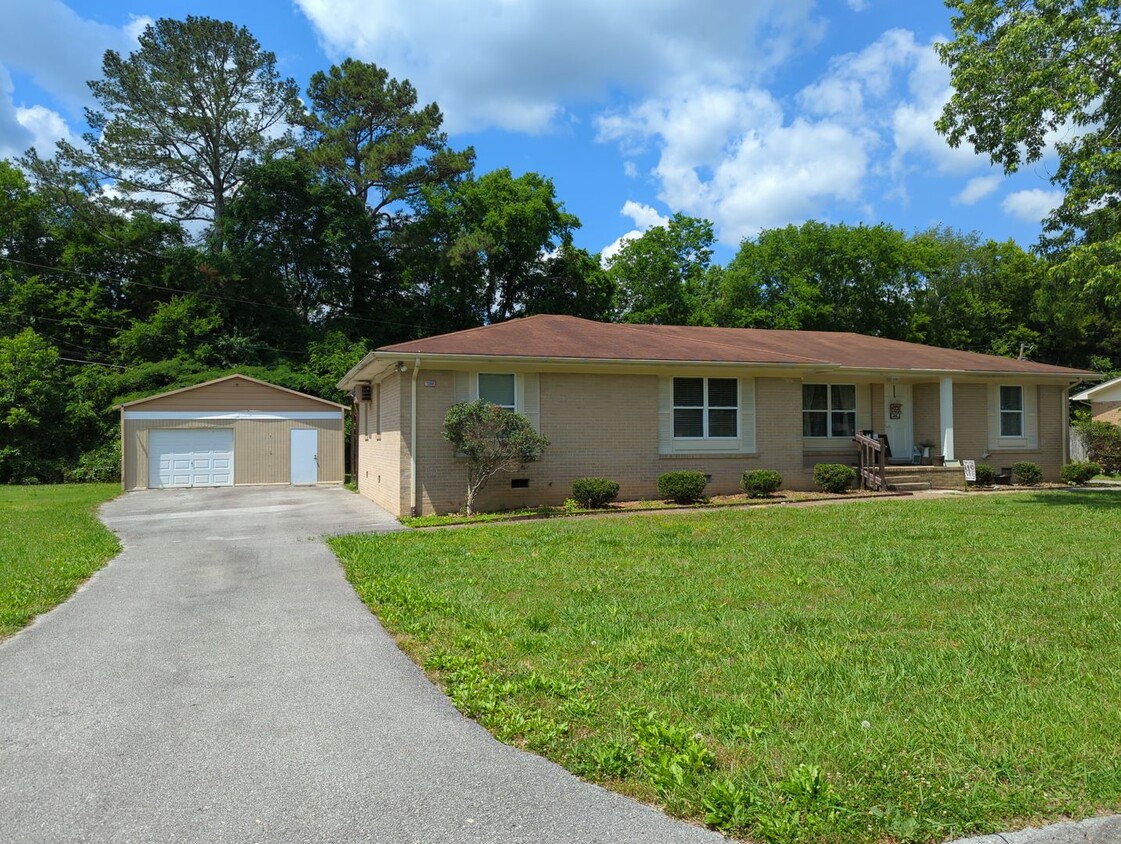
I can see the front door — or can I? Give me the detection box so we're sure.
[884,382,913,461]
[290,429,318,485]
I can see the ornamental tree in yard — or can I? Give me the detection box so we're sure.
[442,400,549,516]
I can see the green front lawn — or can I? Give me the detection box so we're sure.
[0,484,121,639]
[331,492,1121,843]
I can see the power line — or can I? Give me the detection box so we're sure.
[58,356,126,369]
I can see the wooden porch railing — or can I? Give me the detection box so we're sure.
[854,432,886,491]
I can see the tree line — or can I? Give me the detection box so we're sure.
[1,8,1118,483]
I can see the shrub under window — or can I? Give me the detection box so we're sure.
[741,469,782,498]
[813,463,856,493]
[1012,460,1042,486]
[658,470,708,504]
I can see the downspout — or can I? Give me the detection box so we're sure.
[410,357,421,517]
[1062,382,1073,465]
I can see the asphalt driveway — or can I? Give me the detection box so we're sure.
[0,486,725,843]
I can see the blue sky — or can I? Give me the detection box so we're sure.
[0,0,1067,263]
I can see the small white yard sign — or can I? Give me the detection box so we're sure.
[962,459,976,482]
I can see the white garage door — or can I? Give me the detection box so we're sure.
[148,429,234,489]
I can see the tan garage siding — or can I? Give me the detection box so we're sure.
[126,376,335,412]
[123,417,344,490]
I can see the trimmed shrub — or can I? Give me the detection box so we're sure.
[972,463,996,486]
[740,469,782,498]
[1060,461,1101,486]
[1012,461,1043,486]
[571,477,620,508]
[658,470,708,504]
[813,463,856,494]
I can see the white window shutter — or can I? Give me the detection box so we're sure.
[658,377,673,454]
[987,384,999,451]
[517,373,541,431]
[1025,384,1039,448]
[740,378,756,452]
[453,371,471,404]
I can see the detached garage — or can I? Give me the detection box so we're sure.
[119,374,346,490]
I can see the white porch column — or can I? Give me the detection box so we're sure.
[939,376,955,461]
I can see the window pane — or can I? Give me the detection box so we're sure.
[803,411,827,437]
[674,377,704,407]
[1000,385,1023,411]
[708,378,738,408]
[479,373,515,407]
[831,384,856,410]
[674,408,704,437]
[832,410,856,438]
[803,384,827,411]
[708,409,738,438]
[1000,411,1023,437]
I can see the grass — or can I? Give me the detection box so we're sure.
[0,484,121,639]
[331,491,1121,843]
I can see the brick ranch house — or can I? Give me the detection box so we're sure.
[338,315,1094,516]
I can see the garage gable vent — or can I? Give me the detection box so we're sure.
[359,384,372,402]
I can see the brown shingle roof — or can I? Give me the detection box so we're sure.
[377,315,1090,376]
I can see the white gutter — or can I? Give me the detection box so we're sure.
[410,356,420,517]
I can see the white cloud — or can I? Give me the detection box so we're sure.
[798,29,917,117]
[600,201,670,262]
[599,86,872,244]
[1002,188,1063,222]
[953,175,1001,205]
[0,1,145,159]
[296,0,821,133]
[847,0,870,10]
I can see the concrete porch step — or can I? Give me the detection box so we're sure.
[888,481,932,492]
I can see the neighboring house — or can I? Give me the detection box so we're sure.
[119,374,346,490]
[338,315,1093,516]
[1072,375,1121,425]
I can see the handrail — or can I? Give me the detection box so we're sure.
[853,432,886,491]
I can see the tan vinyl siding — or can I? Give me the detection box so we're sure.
[952,383,989,464]
[913,383,940,453]
[127,377,336,412]
[123,417,343,490]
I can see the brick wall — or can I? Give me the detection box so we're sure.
[355,373,407,514]
[1093,401,1121,425]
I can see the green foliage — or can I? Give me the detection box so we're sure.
[1061,461,1101,486]
[1074,419,1121,474]
[62,440,121,484]
[75,16,301,234]
[741,469,783,498]
[1012,461,1043,486]
[608,214,714,325]
[442,401,550,515]
[813,463,856,494]
[972,463,997,486]
[299,58,474,212]
[936,1,1121,306]
[0,330,69,483]
[657,470,708,504]
[571,477,620,509]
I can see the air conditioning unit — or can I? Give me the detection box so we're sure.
[359,384,372,402]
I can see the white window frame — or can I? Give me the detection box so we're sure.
[477,372,516,411]
[999,385,1024,438]
[672,377,739,440]
[802,383,857,439]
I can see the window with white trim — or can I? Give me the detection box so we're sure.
[999,385,1024,437]
[802,384,856,438]
[673,377,738,438]
[478,373,516,410]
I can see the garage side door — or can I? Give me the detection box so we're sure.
[148,429,234,489]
